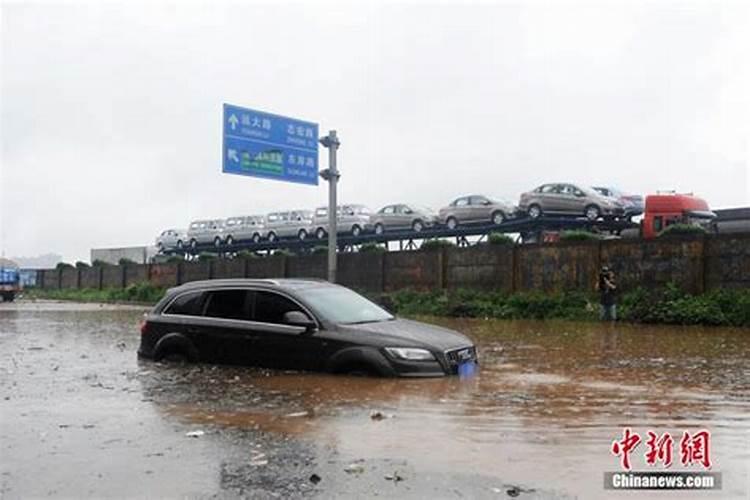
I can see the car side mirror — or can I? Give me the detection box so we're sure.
[283,311,316,332]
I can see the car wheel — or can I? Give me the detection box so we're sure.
[225,235,234,246]
[156,242,164,254]
[528,205,542,219]
[189,239,198,250]
[446,217,458,230]
[214,237,222,247]
[316,228,327,239]
[412,220,424,232]
[252,233,261,244]
[491,211,505,225]
[161,351,189,364]
[585,205,601,221]
[176,240,184,250]
[298,229,308,241]
[374,223,384,235]
[351,225,362,237]
[267,232,277,243]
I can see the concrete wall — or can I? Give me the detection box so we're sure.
[149,264,179,288]
[37,233,750,294]
[705,233,750,290]
[79,267,102,289]
[445,245,514,291]
[516,241,600,293]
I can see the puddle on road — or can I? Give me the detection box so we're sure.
[3,302,749,498]
[145,317,750,499]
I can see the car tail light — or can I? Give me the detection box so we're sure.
[139,317,150,335]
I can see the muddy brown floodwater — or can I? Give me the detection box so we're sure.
[1,300,749,499]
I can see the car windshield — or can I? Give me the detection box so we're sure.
[302,286,394,324]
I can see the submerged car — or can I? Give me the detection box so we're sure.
[371,204,439,234]
[591,186,644,219]
[155,229,188,253]
[518,183,624,220]
[138,279,478,377]
[438,195,516,229]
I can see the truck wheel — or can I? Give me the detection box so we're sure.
[252,233,261,244]
[351,225,362,237]
[316,228,327,240]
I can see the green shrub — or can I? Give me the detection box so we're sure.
[658,224,707,237]
[421,239,455,251]
[197,252,217,262]
[92,259,109,267]
[312,246,328,255]
[360,242,385,253]
[74,261,90,269]
[488,232,514,246]
[55,262,74,270]
[236,250,258,259]
[377,284,750,327]
[273,249,295,257]
[166,256,183,264]
[560,230,600,241]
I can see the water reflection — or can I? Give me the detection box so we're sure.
[140,318,750,499]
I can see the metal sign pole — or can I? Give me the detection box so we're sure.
[319,131,340,283]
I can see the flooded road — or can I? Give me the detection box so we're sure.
[1,301,749,499]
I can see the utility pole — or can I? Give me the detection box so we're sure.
[319,130,340,283]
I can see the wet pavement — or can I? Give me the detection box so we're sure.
[1,300,749,499]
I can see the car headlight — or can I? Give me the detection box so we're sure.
[384,347,435,361]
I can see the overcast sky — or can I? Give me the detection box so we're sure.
[1,0,748,263]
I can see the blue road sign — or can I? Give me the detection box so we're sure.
[222,103,319,186]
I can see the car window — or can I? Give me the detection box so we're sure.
[540,185,557,194]
[455,197,469,207]
[382,206,394,215]
[203,290,250,320]
[253,291,306,325]
[470,195,488,205]
[654,216,663,233]
[302,286,393,324]
[164,291,204,316]
[315,208,327,217]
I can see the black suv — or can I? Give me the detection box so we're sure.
[138,279,478,377]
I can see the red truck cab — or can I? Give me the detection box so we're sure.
[642,193,715,239]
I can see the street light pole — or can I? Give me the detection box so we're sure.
[319,131,340,283]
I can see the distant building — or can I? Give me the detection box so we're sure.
[10,253,63,269]
[90,246,157,265]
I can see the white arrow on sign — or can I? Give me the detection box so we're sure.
[228,114,239,130]
[228,149,239,162]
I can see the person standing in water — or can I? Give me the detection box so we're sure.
[597,265,617,321]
